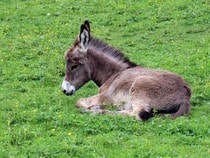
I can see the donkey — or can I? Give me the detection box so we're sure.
[61,20,191,121]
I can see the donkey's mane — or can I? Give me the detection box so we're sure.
[89,37,137,68]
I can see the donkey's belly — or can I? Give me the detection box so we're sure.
[105,91,133,111]
[103,73,135,111]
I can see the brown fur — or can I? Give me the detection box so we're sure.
[61,20,191,120]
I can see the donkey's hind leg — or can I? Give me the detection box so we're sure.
[171,100,190,119]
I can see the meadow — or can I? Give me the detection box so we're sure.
[0,0,209,157]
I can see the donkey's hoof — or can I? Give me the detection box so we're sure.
[138,110,153,121]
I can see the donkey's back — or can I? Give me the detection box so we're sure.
[101,67,191,120]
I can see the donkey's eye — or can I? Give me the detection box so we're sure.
[71,65,78,71]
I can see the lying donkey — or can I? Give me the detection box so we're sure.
[61,20,191,120]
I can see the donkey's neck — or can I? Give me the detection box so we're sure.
[87,50,130,87]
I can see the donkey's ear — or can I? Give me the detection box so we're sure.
[79,20,90,53]
[84,20,90,32]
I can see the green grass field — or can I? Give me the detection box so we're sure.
[0,0,210,157]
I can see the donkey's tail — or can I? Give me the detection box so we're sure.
[172,100,190,119]
[184,84,192,97]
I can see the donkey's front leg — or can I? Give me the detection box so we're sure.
[76,94,104,110]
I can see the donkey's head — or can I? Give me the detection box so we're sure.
[62,20,91,96]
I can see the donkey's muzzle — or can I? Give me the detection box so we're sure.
[62,89,74,96]
[61,80,75,96]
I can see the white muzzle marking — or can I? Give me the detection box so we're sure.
[61,80,75,95]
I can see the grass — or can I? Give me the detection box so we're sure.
[0,0,210,157]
